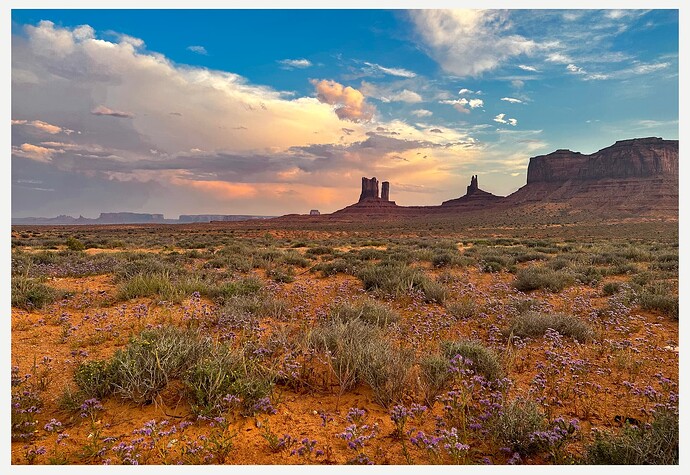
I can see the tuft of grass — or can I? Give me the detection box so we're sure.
[73,360,116,399]
[441,340,504,381]
[12,276,59,310]
[418,355,451,407]
[505,311,594,342]
[446,298,478,320]
[330,299,399,327]
[357,263,446,303]
[492,398,546,457]
[65,236,86,251]
[582,409,678,464]
[514,266,575,292]
[110,326,209,404]
[360,340,414,408]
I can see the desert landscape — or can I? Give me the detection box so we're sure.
[10,138,679,465]
[10,8,680,467]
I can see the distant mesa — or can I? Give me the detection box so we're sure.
[309,209,321,216]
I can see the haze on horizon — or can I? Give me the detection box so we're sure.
[11,9,679,218]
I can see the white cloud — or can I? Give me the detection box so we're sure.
[501,97,523,104]
[494,113,517,126]
[518,64,538,72]
[468,98,483,108]
[440,97,483,109]
[278,58,312,69]
[409,10,537,77]
[546,52,572,64]
[411,109,433,117]
[187,45,208,55]
[363,62,417,78]
[458,88,473,95]
[385,89,423,103]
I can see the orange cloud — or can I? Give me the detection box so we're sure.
[171,178,258,199]
[312,79,375,122]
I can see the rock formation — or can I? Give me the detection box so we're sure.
[309,209,321,215]
[359,177,380,201]
[508,137,678,215]
[441,175,502,207]
[381,181,390,201]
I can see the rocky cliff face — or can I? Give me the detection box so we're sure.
[526,137,678,183]
[509,137,678,216]
[359,177,380,201]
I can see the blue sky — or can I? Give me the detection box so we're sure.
[10,8,679,217]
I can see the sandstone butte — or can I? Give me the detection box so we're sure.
[320,137,678,218]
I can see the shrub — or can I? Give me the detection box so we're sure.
[330,300,399,327]
[418,355,451,407]
[583,409,678,464]
[441,340,504,381]
[446,299,478,320]
[360,340,414,408]
[493,398,546,456]
[309,318,379,394]
[65,236,86,251]
[74,360,116,399]
[505,312,594,342]
[514,266,574,292]
[602,282,622,296]
[211,277,262,303]
[12,276,59,310]
[110,326,209,404]
[639,293,679,320]
[116,271,182,302]
[183,345,244,416]
[357,263,446,303]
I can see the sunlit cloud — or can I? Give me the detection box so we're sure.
[278,58,312,69]
[186,45,208,55]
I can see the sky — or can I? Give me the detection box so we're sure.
[9,7,679,218]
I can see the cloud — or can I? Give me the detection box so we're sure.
[458,88,473,95]
[409,10,538,77]
[278,58,312,69]
[501,97,523,104]
[187,45,208,55]
[12,143,61,162]
[385,89,423,103]
[12,119,75,134]
[91,105,134,118]
[518,64,538,72]
[440,97,483,113]
[494,113,517,126]
[411,109,433,117]
[312,79,375,122]
[546,52,572,64]
[363,62,417,78]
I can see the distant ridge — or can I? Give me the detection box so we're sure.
[12,212,276,225]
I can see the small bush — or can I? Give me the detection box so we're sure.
[583,409,678,464]
[446,299,478,320]
[65,236,86,251]
[514,266,575,292]
[602,282,622,296]
[183,345,244,416]
[639,293,679,320]
[441,340,504,381]
[110,326,209,404]
[74,360,116,399]
[357,263,446,303]
[505,312,594,342]
[360,340,414,408]
[493,398,546,456]
[330,300,399,327]
[418,355,451,407]
[12,276,59,310]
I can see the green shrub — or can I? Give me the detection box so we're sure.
[493,398,546,456]
[116,271,183,302]
[441,340,504,381]
[183,345,244,416]
[505,312,594,342]
[110,326,209,404]
[330,300,399,327]
[74,360,116,399]
[602,282,622,296]
[446,299,478,320]
[418,355,451,407]
[360,340,414,408]
[514,266,575,292]
[357,263,446,303]
[65,236,86,251]
[583,409,678,464]
[12,276,59,310]
[639,293,679,320]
